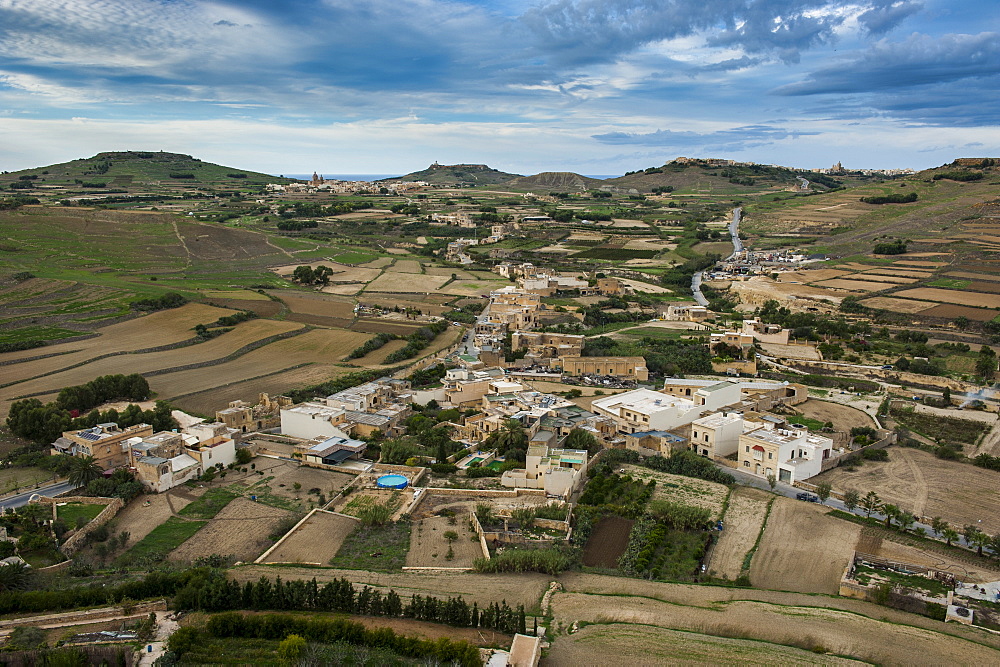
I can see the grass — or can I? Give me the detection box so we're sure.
[178,635,423,666]
[889,405,990,445]
[177,487,239,520]
[56,503,105,526]
[231,481,304,513]
[928,278,971,289]
[333,250,378,265]
[788,416,826,431]
[118,517,207,563]
[328,520,411,572]
[0,466,57,495]
[852,564,951,596]
[0,325,85,344]
[340,490,403,518]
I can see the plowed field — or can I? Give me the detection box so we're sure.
[582,516,633,568]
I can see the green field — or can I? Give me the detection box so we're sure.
[118,517,206,563]
[928,278,971,289]
[56,502,105,526]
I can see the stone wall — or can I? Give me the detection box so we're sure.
[32,496,126,556]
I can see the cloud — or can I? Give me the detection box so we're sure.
[858,0,923,35]
[774,32,1000,96]
[592,124,819,151]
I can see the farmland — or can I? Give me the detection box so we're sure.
[812,446,1000,534]
[581,516,634,568]
[169,497,296,563]
[621,465,729,519]
[707,487,772,581]
[406,515,484,568]
[261,510,358,565]
[749,498,860,594]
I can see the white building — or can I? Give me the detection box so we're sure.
[591,386,737,435]
[738,425,836,483]
[280,402,351,440]
[500,444,588,498]
[690,412,745,458]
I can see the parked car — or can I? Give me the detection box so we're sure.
[795,492,820,503]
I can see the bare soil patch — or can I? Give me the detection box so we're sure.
[387,259,423,274]
[272,291,357,319]
[813,279,892,292]
[895,287,998,308]
[749,498,859,594]
[265,462,354,504]
[582,516,633,568]
[812,446,1000,534]
[169,497,295,563]
[708,487,771,580]
[365,273,449,293]
[792,399,876,431]
[859,296,936,313]
[781,269,852,282]
[110,487,202,545]
[918,303,1000,321]
[406,515,483,568]
[758,342,822,360]
[862,268,933,278]
[894,260,947,267]
[261,510,357,564]
[622,465,729,519]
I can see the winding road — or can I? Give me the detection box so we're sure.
[691,206,742,306]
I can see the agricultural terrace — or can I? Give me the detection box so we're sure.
[261,510,358,565]
[706,486,773,581]
[407,515,485,568]
[169,497,296,563]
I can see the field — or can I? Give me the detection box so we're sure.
[858,296,935,313]
[707,487,772,580]
[812,446,1000,534]
[581,516,633,568]
[261,510,358,565]
[0,466,56,495]
[230,459,354,513]
[406,515,484,568]
[749,498,860,594]
[329,520,412,571]
[791,399,876,432]
[621,465,729,519]
[169,497,296,563]
[548,573,1000,665]
[108,485,201,547]
[894,287,998,308]
[56,502,105,526]
[546,623,864,666]
[364,272,450,293]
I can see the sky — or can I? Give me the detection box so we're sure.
[1,0,998,176]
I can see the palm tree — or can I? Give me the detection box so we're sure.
[942,528,959,547]
[67,456,102,489]
[930,517,947,537]
[882,503,900,528]
[968,530,990,557]
[896,512,915,533]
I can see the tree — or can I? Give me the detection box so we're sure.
[235,448,253,465]
[969,530,991,556]
[68,456,103,489]
[896,511,915,533]
[443,530,459,543]
[941,527,959,547]
[859,491,882,519]
[843,489,860,513]
[357,501,392,527]
[942,386,951,404]
[882,504,900,528]
[815,482,832,505]
[930,517,947,537]
[766,474,777,491]
[562,428,600,454]
[511,508,536,535]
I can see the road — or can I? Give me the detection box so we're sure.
[0,480,78,510]
[691,206,741,307]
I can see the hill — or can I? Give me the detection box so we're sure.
[504,171,606,192]
[390,162,522,186]
[606,157,830,193]
[0,151,293,199]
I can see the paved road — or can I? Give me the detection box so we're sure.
[692,206,742,307]
[0,480,78,510]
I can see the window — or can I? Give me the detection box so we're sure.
[743,461,750,467]
[704,434,709,442]
[745,446,749,453]
[768,452,772,459]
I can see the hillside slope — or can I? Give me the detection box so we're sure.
[0,151,292,196]
[504,171,606,192]
[390,162,522,186]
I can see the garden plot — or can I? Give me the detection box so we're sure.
[245,460,355,510]
[918,304,1000,321]
[582,516,633,568]
[108,486,202,545]
[261,510,358,565]
[334,488,413,521]
[169,497,296,563]
[620,465,729,519]
[410,492,553,520]
[406,515,484,568]
[706,487,771,580]
[749,498,859,594]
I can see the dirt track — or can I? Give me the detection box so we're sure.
[749,498,859,594]
[708,487,771,580]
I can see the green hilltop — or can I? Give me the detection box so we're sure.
[0,151,294,198]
